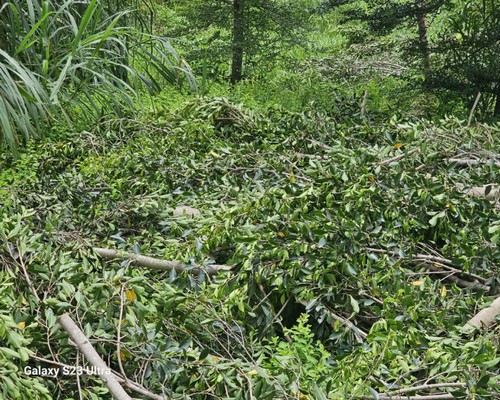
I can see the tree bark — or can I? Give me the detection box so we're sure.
[462,296,500,331]
[415,0,431,79]
[58,313,132,400]
[231,0,244,83]
[93,247,232,275]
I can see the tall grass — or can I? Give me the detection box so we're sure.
[0,0,196,155]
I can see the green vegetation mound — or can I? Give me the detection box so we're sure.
[0,98,499,399]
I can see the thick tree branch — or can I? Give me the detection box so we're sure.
[30,355,165,400]
[58,313,132,400]
[455,183,499,202]
[462,295,500,331]
[93,247,232,276]
[447,158,500,168]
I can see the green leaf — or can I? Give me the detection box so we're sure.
[481,356,500,368]
[0,347,20,359]
[368,387,380,399]
[429,211,446,227]
[476,375,490,388]
[350,295,360,313]
[199,348,210,360]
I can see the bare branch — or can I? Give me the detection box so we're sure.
[30,355,165,400]
[365,248,490,291]
[388,383,466,396]
[462,295,500,331]
[93,247,232,276]
[467,92,481,127]
[117,284,128,385]
[446,158,500,168]
[16,241,40,302]
[358,393,455,400]
[58,313,132,400]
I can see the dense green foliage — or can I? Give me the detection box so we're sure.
[0,1,499,399]
[1,98,499,398]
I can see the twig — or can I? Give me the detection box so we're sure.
[412,255,485,283]
[94,247,232,276]
[358,394,454,400]
[297,299,367,343]
[117,284,128,384]
[424,264,490,291]
[58,313,132,400]
[364,248,490,291]
[308,139,334,151]
[282,171,313,183]
[243,373,255,400]
[324,306,367,343]
[387,382,466,396]
[16,241,41,302]
[378,148,420,166]
[76,352,83,400]
[257,284,292,343]
[366,247,486,282]
[467,92,481,127]
[361,90,368,117]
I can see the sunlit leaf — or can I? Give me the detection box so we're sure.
[125,289,137,302]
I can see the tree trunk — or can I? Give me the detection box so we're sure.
[415,0,431,79]
[231,0,244,84]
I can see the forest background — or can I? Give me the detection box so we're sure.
[0,1,499,399]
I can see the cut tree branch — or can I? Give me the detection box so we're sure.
[455,183,499,202]
[462,295,500,331]
[424,264,489,291]
[467,92,481,127]
[58,313,132,400]
[93,247,232,276]
[30,355,165,400]
[365,248,490,291]
[446,158,500,168]
[387,382,466,396]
